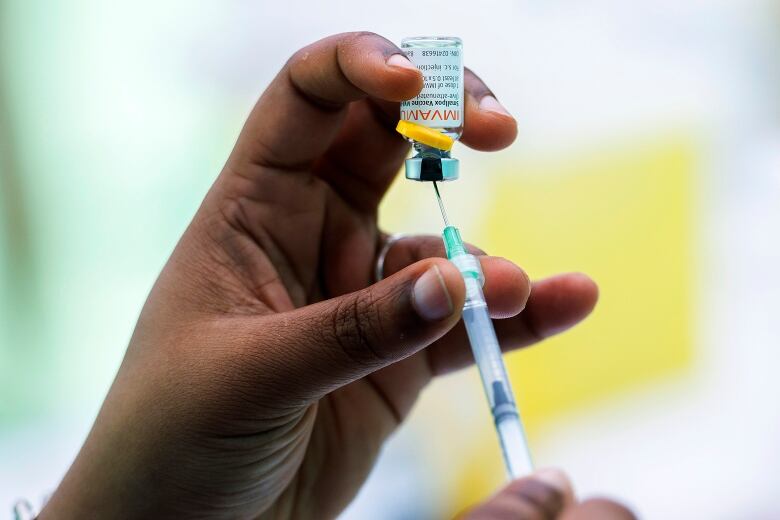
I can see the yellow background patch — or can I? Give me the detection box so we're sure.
[382,134,696,513]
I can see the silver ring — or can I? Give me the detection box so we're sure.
[374,233,408,283]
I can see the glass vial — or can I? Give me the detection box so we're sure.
[400,36,464,141]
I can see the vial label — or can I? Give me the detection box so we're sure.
[400,47,463,128]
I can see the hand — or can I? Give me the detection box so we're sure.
[463,469,635,519]
[41,32,601,519]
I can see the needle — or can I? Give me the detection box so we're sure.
[432,181,450,227]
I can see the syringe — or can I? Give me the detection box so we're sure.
[433,181,534,479]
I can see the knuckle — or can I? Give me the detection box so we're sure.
[330,290,387,367]
[215,194,244,228]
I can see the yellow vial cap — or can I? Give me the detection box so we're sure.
[396,120,454,151]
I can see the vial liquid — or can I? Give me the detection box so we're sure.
[400,36,464,141]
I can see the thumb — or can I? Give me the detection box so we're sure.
[236,258,465,404]
[460,468,575,519]
[460,468,636,520]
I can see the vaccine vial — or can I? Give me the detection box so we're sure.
[399,36,464,182]
[400,36,464,140]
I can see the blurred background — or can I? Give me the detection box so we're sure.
[2,0,779,518]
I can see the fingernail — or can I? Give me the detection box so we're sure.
[387,53,418,72]
[412,266,454,321]
[531,468,572,494]
[479,95,511,116]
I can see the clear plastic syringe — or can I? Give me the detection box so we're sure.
[433,182,534,479]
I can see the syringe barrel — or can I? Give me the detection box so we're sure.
[461,276,510,404]
[452,253,535,479]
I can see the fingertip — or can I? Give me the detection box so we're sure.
[485,473,568,518]
[480,257,531,318]
[460,98,518,151]
[531,468,576,507]
[478,95,512,118]
[526,272,599,338]
[412,264,456,322]
[429,258,466,313]
[561,498,637,520]
[386,52,418,72]
[559,272,600,315]
[408,257,466,326]
[382,53,424,100]
[347,33,423,101]
[464,242,487,256]
[460,69,518,151]
[385,53,424,84]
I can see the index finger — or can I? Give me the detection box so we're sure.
[230,32,423,172]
